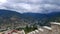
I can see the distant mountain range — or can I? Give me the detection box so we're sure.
[0,9,60,26]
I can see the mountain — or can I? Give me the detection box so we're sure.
[0,9,22,18]
[21,12,60,26]
[0,9,60,27]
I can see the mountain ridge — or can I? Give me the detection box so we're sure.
[0,9,60,26]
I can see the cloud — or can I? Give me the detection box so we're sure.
[0,0,60,13]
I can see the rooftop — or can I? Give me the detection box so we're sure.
[51,22,60,25]
[43,26,52,30]
[38,28,44,32]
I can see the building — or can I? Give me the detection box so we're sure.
[4,30,25,34]
[51,22,60,34]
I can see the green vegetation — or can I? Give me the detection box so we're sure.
[15,25,37,34]
[24,25,37,34]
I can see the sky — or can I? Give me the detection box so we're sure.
[0,0,60,13]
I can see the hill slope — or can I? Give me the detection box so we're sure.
[0,9,60,26]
